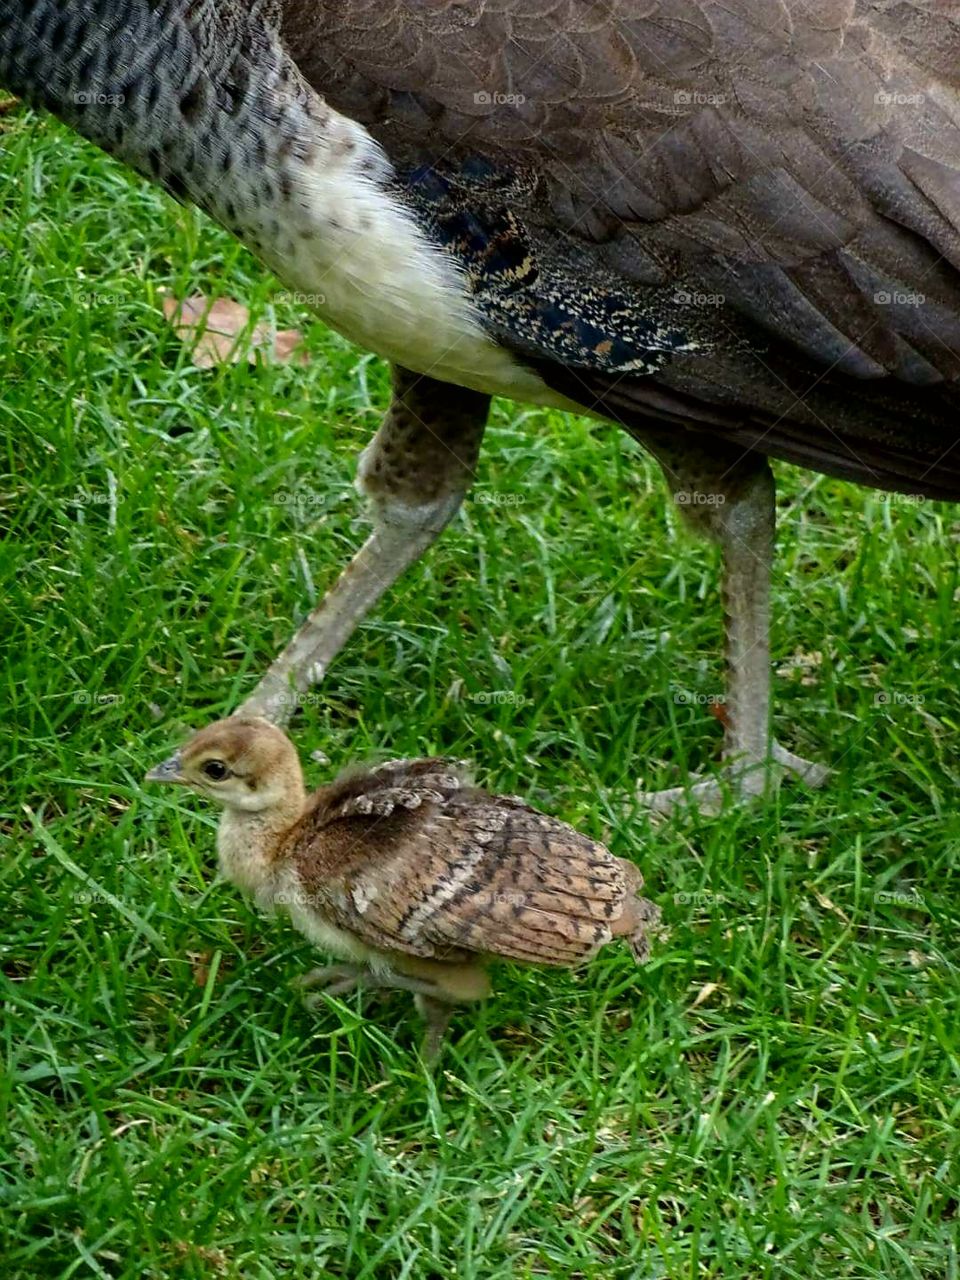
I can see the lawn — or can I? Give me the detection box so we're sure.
[1,109,958,1280]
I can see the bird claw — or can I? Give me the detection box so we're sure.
[296,967,458,1060]
[769,741,831,788]
[637,773,738,817]
[295,963,454,1006]
[638,742,830,815]
[294,964,364,1000]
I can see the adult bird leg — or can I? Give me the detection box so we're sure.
[635,434,830,813]
[240,366,490,725]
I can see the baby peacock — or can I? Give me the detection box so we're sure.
[147,717,660,1057]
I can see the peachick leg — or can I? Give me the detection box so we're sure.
[351,972,451,999]
[301,967,452,1014]
[293,964,364,991]
[415,994,457,1062]
[299,966,458,1058]
[295,965,367,1008]
[239,366,490,725]
[297,964,452,1003]
[634,435,829,813]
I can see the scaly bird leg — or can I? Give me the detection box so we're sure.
[297,964,458,1057]
[414,994,457,1063]
[359,976,458,1060]
[299,965,458,1058]
[293,964,365,996]
[635,436,830,813]
[295,963,452,1003]
[239,366,490,725]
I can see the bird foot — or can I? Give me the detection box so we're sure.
[770,742,831,789]
[296,967,457,1060]
[638,741,829,815]
[294,964,365,1003]
[295,964,453,1010]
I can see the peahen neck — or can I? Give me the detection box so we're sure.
[0,0,568,405]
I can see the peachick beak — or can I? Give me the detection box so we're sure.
[145,752,186,784]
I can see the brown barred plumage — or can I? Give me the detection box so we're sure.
[146,716,661,1056]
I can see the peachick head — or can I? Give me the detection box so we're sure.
[146,716,303,813]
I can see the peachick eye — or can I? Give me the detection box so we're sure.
[202,760,229,781]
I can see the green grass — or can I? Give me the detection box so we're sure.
[1,110,959,1280]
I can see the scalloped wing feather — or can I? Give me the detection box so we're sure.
[287,774,660,967]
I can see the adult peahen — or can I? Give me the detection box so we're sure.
[3,0,959,808]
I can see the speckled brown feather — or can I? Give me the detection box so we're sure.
[147,718,661,1052]
[287,759,660,968]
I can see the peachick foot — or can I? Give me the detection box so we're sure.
[295,964,366,1003]
[301,969,457,1058]
[298,965,452,1010]
[294,964,364,990]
